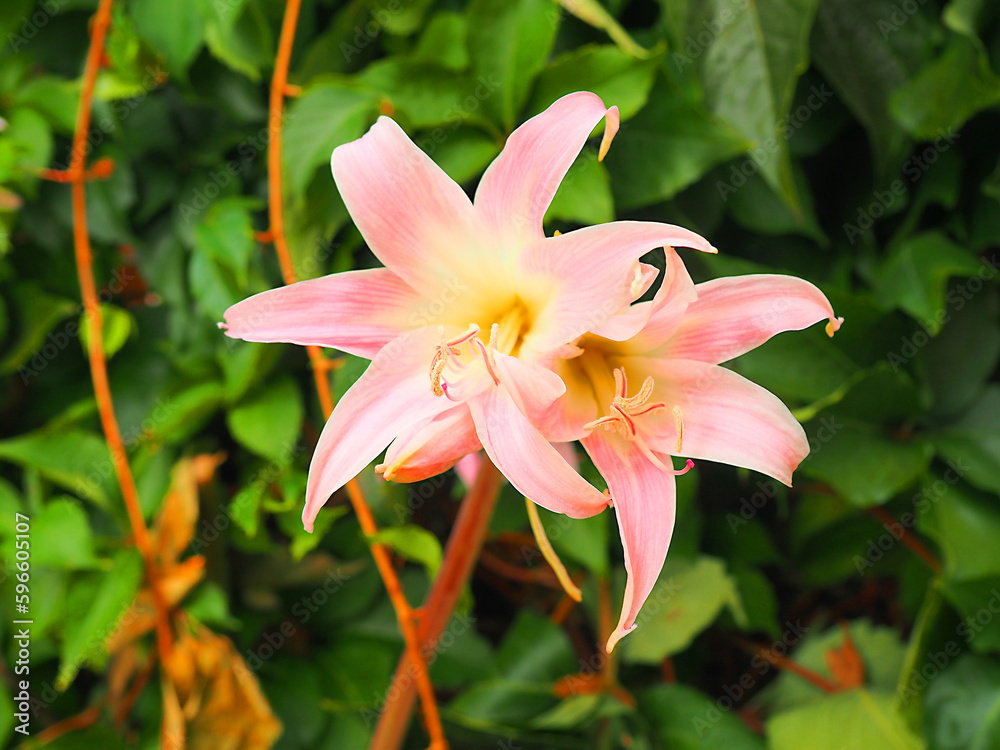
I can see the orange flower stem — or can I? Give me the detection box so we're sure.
[550,593,577,625]
[33,704,102,745]
[865,507,942,574]
[737,638,841,693]
[371,459,504,750]
[65,2,174,736]
[265,1,445,746]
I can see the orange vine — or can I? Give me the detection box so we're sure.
[59,0,176,745]
[263,1,445,746]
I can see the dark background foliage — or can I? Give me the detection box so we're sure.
[1,0,999,747]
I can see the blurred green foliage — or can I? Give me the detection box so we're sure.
[0,0,999,748]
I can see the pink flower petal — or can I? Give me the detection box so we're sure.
[221,268,422,358]
[468,385,609,518]
[303,328,449,531]
[379,406,481,483]
[639,357,808,486]
[662,275,843,364]
[475,92,620,251]
[582,429,676,653]
[592,250,696,345]
[331,117,498,299]
[493,351,566,423]
[518,222,715,354]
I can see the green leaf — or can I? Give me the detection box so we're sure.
[229,481,265,538]
[227,376,304,462]
[891,35,1000,139]
[203,0,273,81]
[0,429,113,508]
[467,0,560,129]
[930,387,1000,495]
[413,11,469,71]
[797,418,933,507]
[528,44,660,121]
[79,304,134,361]
[32,499,99,570]
[357,59,483,129]
[920,477,1000,582]
[767,690,924,750]
[545,149,614,225]
[0,284,76,375]
[283,82,377,197]
[193,196,258,288]
[607,81,751,208]
[531,694,602,730]
[925,654,1000,750]
[496,609,577,682]
[129,0,205,76]
[876,233,986,333]
[759,620,907,712]
[811,0,933,179]
[557,0,657,58]
[670,0,821,210]
[623,556,745,664]
[59,549,144,689]
[639,683,766,749]
[725,167,826,243]
[146,381,226,445]
[369,524,443,580]
[431,128,502,184]
[33,726,131,750]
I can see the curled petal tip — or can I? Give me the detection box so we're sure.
[605,624,635,654]
[217,321,228,330]
[709,245,719,254]
[598,105,620,162]
[825,316,844,337]
[302,516,315,534]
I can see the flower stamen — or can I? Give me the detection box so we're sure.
[429,325,480,396]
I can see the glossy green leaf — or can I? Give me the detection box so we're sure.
[623,556,745,664]
[283,82,378,196]
[466,0,560,129]
[607,81,751,208]
[79,304,134,361]
[768,690,924,750]
[0,429,113,508]
[227,376,304,462]
[528,44,659,120]
[369,524,443,580]
[925,654,1000,750]
[59,549,143,689]
[891,35,1000,139]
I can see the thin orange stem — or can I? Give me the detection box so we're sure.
[371,459,504,750]
[33,704,102,745]
[265,1,444,746]
[550,593,577,626]
[738,638,841,693]
[865,507,942,574]
[65,4,174,744]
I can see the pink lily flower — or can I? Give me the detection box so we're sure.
[219,92,716,534]
[540,250,843,651]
